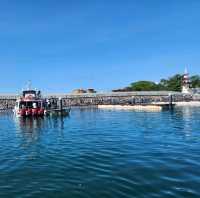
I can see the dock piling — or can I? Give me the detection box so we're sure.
[168,93,173,110]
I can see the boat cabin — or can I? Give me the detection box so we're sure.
[14,89,45,117]
[16,100,45,109]
[22,90,41,99]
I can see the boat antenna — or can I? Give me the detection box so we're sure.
[27,80,32,90]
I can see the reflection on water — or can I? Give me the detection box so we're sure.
[177,107,193,136]
[14,116,67,148]
[171,107,199,137]
[15,116,66,131]
[17,117,44,132]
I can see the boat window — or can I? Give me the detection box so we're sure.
[19,102,26,108]
[26,102,33,108]
[33,102,40,108]
[19,102,33,108]
[37,102,41,108]
[19,101,43,108]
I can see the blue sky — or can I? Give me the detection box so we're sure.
[0,0,200,93]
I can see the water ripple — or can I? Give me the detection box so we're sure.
[0,107,200,197]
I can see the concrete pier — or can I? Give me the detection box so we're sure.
[0,91,196,110]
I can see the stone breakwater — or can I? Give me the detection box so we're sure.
[0,91,197,110]
[61,91,193,106]
[0,99,15,110]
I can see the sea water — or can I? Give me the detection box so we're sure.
[0,107,200,198]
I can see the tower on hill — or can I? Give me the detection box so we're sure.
[182,68,191,94]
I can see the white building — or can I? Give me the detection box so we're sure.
[182,68,191,94]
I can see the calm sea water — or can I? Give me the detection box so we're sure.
[0,107,200,198]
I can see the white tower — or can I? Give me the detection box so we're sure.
[182,68,190,94]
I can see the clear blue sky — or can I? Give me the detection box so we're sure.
[0,0,200,93]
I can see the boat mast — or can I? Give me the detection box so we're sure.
[27,80,32,90]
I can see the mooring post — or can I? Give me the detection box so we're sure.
[59,97,63,111]
[168,93,173,109]
[132,96,135,105]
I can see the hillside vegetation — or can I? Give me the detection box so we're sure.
[113,74,200,92]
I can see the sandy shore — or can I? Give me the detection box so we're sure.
[98,101,200,111]
[98,105,162,111]
[175,101,200,106]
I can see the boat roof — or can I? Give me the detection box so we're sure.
[22,90,36,96]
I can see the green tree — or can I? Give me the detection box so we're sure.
[161,74,183,91]
[130,81,159,91]
[113,73,200,93]
[190,75,200,88]
[129,74,183,92]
